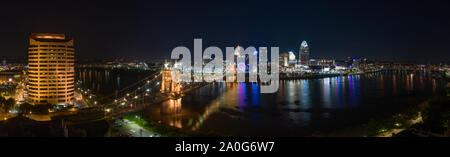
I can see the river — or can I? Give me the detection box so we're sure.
[77,69,446,136]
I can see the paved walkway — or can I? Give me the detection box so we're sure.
[116,119,160,137]
[378,115,423,137]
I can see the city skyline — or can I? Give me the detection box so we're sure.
[0,0,449,63]
[1,1,450,152]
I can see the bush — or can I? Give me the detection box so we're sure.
[19,103,53,114]
[70,128,87,137]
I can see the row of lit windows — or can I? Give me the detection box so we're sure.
[29,80,73,85]
[29,45,68,47]
[29,94,74,97]
[30,45,73,48]
[29,67,74,70]
[29,72,75,75]
[29,57,74,59]
[29,64,71,67]
[28,48,75,50]
[30,99,74,103]
[28,61,74,63]
[29,79,74,83]
[33,90,74,94]
[28,81,74,85]
[29,53,74,56]
[29,49,74,51]
[28,81,75,85]
[28,82,74,86]
[29,76,74,79]
[29,95,74,99]
[28,67,72,70]
[29,91,73,94]
[29,87,71,91]
[29,49,72,52]
[29,68,74,71]
[29,87,74,91]
[29,79,74,82]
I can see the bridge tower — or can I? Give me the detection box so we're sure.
[161,65,181,95]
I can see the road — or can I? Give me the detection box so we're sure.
[0,113,15,121]
[73,91,89,108]
[115,119,160,137]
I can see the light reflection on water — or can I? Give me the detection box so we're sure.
[140,70,445,136]
[76,68,153,95]
[79,69,445,136]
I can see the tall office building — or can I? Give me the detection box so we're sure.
[28,33,75,105]
[299,40,310,66]
[279,53,289,68]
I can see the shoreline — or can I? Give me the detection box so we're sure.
[318,92,442,137]
[280,70,381,80]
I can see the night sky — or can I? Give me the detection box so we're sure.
[1,0,449,63]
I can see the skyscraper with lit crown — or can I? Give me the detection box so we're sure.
[299,40,310,66]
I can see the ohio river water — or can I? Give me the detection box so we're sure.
[78,69,446,136]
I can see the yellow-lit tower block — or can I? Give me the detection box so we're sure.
[28,33,75,105]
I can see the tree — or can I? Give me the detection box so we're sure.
[0,96,6,112]
[0,96,5,103]
[2,98,14,113]
[19,103,32,114]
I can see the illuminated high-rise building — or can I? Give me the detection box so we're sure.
[28,33,75,105]
[299,40,310,66]
[288,51,297,67]
[279,53,289,68]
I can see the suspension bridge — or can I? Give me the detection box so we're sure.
[104,68,209,118]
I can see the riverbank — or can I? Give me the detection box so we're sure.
[320,87,449,137]
[121,113,221,137]
[394,87,450,137]
[280,70,380,80]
